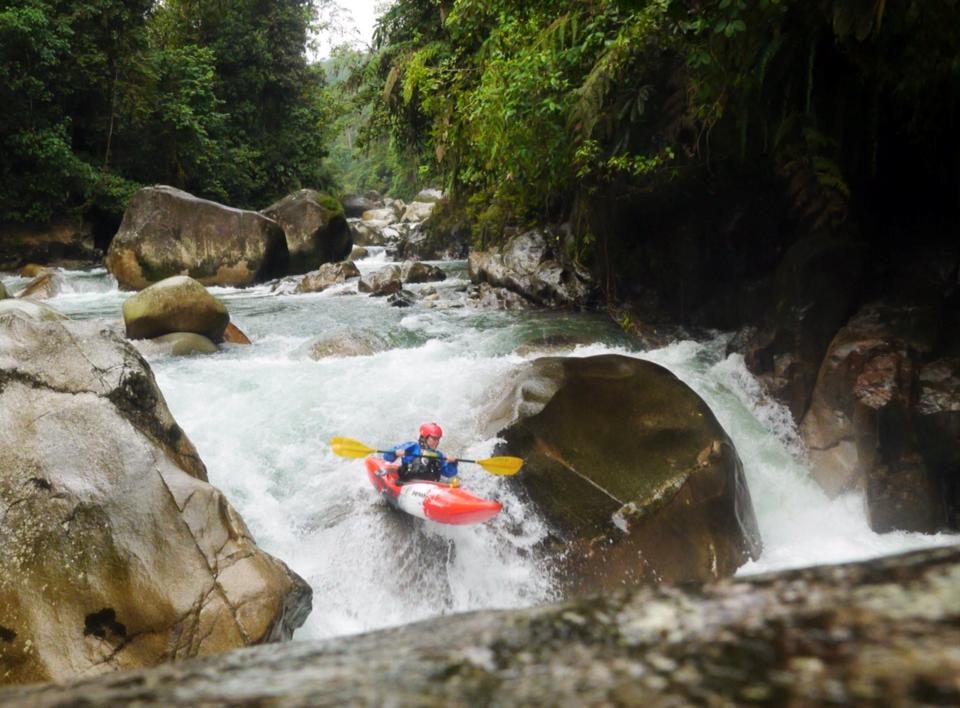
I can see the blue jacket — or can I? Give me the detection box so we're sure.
[384,441,459,479]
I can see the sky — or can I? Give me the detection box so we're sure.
[313,0,385,59]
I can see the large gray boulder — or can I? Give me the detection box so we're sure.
[262,189,351,275]
[122,275,229,343]
[469,228,594,307]
[105,186,288,290]
[2,545,957,705]
[499,354,761,595]
[0,317,311,685]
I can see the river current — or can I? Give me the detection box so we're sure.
[6,260,957,640]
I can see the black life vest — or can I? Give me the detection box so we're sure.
[399,455,442,482]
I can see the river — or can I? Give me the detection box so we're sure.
[4,260,957,640]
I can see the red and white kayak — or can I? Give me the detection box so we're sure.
[365,456,502,525]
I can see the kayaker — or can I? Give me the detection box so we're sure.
[384,422,459,484]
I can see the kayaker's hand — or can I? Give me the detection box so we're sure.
[447,455,458,464]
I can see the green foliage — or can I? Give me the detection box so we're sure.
[0,0,335,224]
[353,0,959,258]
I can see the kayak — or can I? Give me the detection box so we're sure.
[364,456,502,525]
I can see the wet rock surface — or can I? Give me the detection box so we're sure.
[499,354,761,594]
[800,299,959,531]
[0,318,311,685]
[295,262,361,294]
[122,275,229,343]
[469,228,594,307]
[2,545,957,706]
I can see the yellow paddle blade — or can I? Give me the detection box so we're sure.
[329,436,376,459]
[476,456,523,476]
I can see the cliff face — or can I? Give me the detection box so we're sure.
[2,544,957,706]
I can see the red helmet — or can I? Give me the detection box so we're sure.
[419,422,443,439]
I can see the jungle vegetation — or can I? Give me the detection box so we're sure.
[0,0,336,224]
[357,0,960,252]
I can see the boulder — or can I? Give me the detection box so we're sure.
[122,275,229,343]
[469,228,594,307]
[359,266,402,297]
[401,261,446,284]
[349,219,393,247]
[0,317,311,685]
[400,201,435,223]
[499,354,761,595]
[350,246,369,260]
[800,299,957,532]
[295,262,361,294]
[0,299,67,322]
[261,189,351,275]
[3,545,957,706]
[397,199,471,260]
[0,283,8,300]
[17,272,61,300]
[153,332,218,356]
[340,193,379,219]
[105,186,288,290]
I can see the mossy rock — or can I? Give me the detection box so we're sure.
[500,354,761,594]
[262,190,351,275]
[122,276,229,342]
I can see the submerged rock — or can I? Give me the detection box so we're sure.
[153,332,218,355]
[307,331,385,359]
[0,318,311,685]
[2,545,957,706]
[499,354,761,594]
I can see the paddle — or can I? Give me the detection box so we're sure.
[329,436,523,476]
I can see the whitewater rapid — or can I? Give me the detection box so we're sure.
[4,264,956,640]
